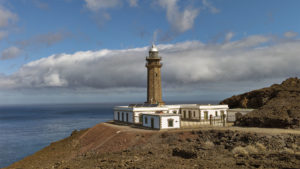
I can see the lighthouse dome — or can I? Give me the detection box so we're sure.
[149,44,158,52]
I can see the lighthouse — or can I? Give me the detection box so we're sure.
[145,44,164,105]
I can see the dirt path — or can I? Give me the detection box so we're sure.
[104,121,300,135]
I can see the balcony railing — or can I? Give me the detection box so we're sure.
[146,56,162,60]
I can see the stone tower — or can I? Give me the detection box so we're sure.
[145,44,164,105]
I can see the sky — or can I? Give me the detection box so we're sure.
[0,0,300,105]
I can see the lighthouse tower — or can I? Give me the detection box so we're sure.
[145,44,164,105]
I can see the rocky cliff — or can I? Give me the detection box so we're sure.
[220,77,300,128]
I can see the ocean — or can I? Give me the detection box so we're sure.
[0,103,114,168]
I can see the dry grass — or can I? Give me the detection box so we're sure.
[232,146,248,156]
[255,143,267,152]
[245,145,258,154]
[203,141,214,149]
[281,148,294,154]
[291,143,298,151]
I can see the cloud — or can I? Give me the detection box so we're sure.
[85,0,121,11]
[1,46,21,60]
[1,34,300,91]
[158,0,199,33]
[17,31,72,48]
[202,0,220,14]
[128,0,138,7]
[0,5,18,28]
[284,31,298,38]
[224,32,234,42]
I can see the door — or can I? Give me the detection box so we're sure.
[204,111,208,120]
[122,113,124,121]
[126,113,129,122]
[221,111,224,120]
[151,118,154,129]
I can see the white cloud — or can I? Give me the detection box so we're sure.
[0,5,18,28]
[128,0,138,7]
[202,0,220,14]
[284,31,298,38]
[85,0,121,11]
[1,46,21,60]
[224,32,234,42]
[1,34,300,91]
[158,0,199,33]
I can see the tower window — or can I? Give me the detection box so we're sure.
[155,73,158,77]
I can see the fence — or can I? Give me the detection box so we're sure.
[181,117,226,128]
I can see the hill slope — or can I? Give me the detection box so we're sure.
[6,122,300,169]
[220,77,300,128]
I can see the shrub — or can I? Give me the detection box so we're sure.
[255,143,267,152]
[282,148,294,154]
[291,144,298,151]
[172,148,197,159]
[203,141,214,149]
[232,146,248,156]
[245,145,258,154]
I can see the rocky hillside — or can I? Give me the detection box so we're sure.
[6,122,300,169]
[220,77,300,128]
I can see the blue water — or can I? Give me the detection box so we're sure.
[0,103,114,168]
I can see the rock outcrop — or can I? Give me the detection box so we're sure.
[220,77,300,128]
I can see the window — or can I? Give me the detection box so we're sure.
[188,111,191,118]
[145,116,148,124]
[173,111,177,114]
[215,111,218,117]
[168,119,174,127]
[117,112,120,120]
[193,111,196,117]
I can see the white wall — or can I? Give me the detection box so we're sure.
[114,111,118,120]
[134,111,156,123]
[200,109,227,120]
[168,109,180,114]
[113,111,133,123]
[142,115,160,129]
[161,116,180,129]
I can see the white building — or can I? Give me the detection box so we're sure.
[142,113,180,129]
[113,104,229,129]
